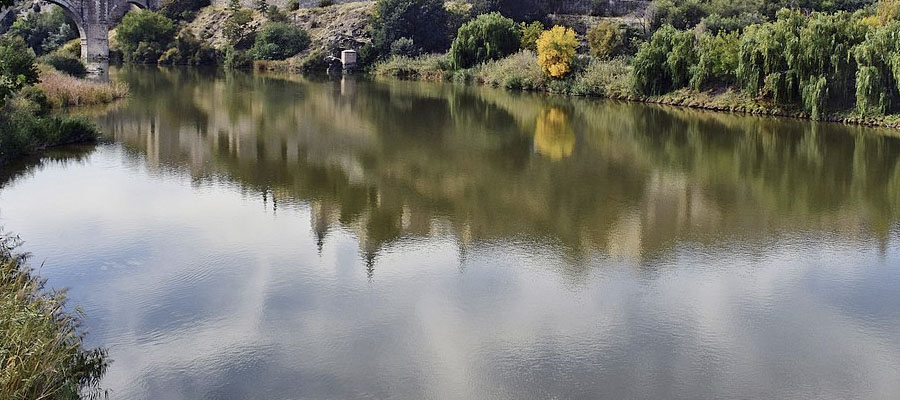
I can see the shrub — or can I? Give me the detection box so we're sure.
[224,47,254,69]
[449,12,521,69]
[373,54,451,80]
[317,0,334,6]
[250,23,310,60]
[587,20,626,59]
[0,36,40,104]
[536,25,578,79]
[390,37,419,57]
[160,0,211,21]
[55,39,82,59]
[266,4,289,22]
[519,21,544,52]
[7,7,78,56]
[648,0,708,30]
[475,50,547,90]
[41,54,87,78]
[371,0,450,56]
[571,58,633,97]
[689,31,739,89]
[157,31,220,65]
[297,48,330,72]
[632,25,697,95]
[116,11,177,63]
[224,9,256,49]
[287,0,300,10]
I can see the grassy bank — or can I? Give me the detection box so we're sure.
[37,67,130,108]
[0,233,108,399]
[372,51,900,130]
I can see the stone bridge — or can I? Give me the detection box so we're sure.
[1,0,161,61]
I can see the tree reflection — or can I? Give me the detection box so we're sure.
[94,68,900,278]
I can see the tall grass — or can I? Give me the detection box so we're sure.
[37,68,129,108]
[0,233,108,399]
[473,50,548,90]
[372,54,452,80]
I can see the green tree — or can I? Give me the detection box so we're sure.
[224,9,255,49]
[449,12,520,69]
[115,11,177,63]
[519,21,544,52]
[371,0,450,56]
[7,8,79,55]
[0,36,40,104]
[587,20,626,59]
[632,25,697,95]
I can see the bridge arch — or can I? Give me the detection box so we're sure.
[3,0,160,62]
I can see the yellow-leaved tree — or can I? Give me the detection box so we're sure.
[536,25,578,79]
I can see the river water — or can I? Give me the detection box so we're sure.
[2,66,900,399]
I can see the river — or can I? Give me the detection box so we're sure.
[1,66,899,399]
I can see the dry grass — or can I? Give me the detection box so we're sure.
[37,68,129,108]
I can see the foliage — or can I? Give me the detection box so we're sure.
[649,0,708,30]
[854,21,900,114]
[474,50,547,89]
[55,39,82,59]
[266,4,289,22]
[390,37,418,57]
[224,47,254,69]
[0,234,108,398]
[287,0,300,11]
[41,54,87,78]
[632,25,697,95]
[371,0,450,57]
[0,36,40,104]
[224,9,256,50]
[116,11,177,63]
[317,0,335,6]
[571,57,633,97]
[587,20,626,59]
[297,48,330,72]
[157,31,220,65]
[448,12,520,69]
[373,54,451,80]
[250,23,310,60]
[690,31,738,89]
[160,0,211,21]
[519,21,544,52]
[536,26,577,79]
[255,0,269,12]
[7,7,79,56]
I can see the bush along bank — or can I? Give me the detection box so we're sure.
[0,36,115,166]
[371,0,900,130]
[0,232,109,399]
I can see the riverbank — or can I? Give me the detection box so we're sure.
[0,233,108,399]
[372,51,900,131]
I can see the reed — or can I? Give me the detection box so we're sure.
[0,233,108,399]
[37,68,129,108]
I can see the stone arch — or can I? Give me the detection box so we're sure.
[109,0,151,24]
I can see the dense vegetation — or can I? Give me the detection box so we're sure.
[370,0,900,124]
[1,233,108,399]
[0,36,103,166]
[6,7,79,56]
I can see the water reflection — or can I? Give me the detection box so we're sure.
[97,66,900,269]
[2,66,898,399]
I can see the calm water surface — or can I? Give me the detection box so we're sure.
[2,67,900,399]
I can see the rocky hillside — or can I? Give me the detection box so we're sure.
[186,1,374,55]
